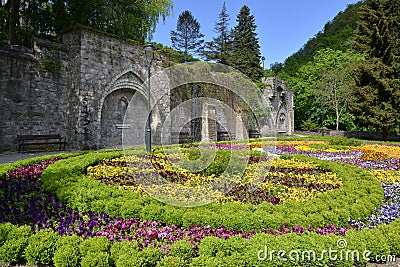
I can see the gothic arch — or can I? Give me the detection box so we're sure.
[98,70,149,148]
[97,70,145,122]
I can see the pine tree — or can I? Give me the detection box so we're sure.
[170,10,204,62]
[202,2,233,64]
[350,0,400,140]
[230,5,263,82]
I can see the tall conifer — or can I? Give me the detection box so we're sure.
[202,2,233,64]
[230,5,263,82]
[351,0,400,139]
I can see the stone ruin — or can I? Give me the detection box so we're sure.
[0,26,294,151]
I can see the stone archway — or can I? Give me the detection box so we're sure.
[100,89,136,148]
[98,71,149,148]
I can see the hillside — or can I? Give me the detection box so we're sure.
[276,1,363,78]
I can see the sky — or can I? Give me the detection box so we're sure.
[152,0,360,68]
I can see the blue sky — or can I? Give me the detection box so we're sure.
[152,0,360,67]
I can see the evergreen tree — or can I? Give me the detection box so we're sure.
[170,10,204,62]
[351,0,400,139]
[230,5,263,83]
[202,2,233,64]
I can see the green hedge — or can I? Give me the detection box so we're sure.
[1,221,400,266]
[40,151,384,231]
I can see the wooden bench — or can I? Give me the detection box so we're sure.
[17,134,66,152]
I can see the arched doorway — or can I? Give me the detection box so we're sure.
[100,89,136,148]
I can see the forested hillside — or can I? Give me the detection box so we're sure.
[275,2,362,78]
[271,0,399,138]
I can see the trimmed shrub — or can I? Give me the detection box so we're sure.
[198,236,226,257]
[0,225,32,265]
[168,240,195,262]
[53,245,81,267]
[40,151,384,232]
[357,228,391,263]
[79,236,110,258]
[24,229,59,266]
[110,240,139,265]
[189,255,219,267]
[115,246,162,267]
[156,256,187,267]
[0,223,14,246]
[53,235,82,267]
[81,251,110,267]
[329,136,361,146]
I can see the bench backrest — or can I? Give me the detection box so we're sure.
[17,134,62,140]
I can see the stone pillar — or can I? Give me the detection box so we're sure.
[201,103,217,143]
[235,114,247,140]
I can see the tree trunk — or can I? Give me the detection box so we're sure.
[336,114,339,131]
[382,126,388,142]
[8,0,19,46]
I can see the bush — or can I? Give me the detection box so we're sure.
[168,240,195,261]
[0,223,14,246]
[0,225,32,265]
[53,245,81,267]
[24,229,59,266]
[53,235,82,267]
[329,136,361,146]
[189,255,220,267]
[79,236,110,258]
[110,241,139,265]
[198,236,225,257]
[156,256,187,267]
[115,246,162,267]
[55,234,82,248]
[81,251,110,267]
[301,118,318,131]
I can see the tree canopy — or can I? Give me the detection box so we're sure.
[0,0,172,46]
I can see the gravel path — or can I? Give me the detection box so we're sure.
[0,151,74,164]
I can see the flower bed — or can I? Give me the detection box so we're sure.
[1,140,400,266]
[87,155,342,205]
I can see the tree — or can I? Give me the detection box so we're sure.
[202,2,233,64]
[0,1,8,46]
[1,0,173,46]
[286,48,363,131]
[230,5,263,83]
[313,49,364,131]
[7,0,18,45]
[67,0,172,42]
[170,10,204,62]
[351,0,400,140]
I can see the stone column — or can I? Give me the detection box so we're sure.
[201,103,217,143]
[235,114,247,140]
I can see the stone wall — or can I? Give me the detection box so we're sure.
[0,26,168,151]
[0,26,294,152]
[0,39,71,151]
